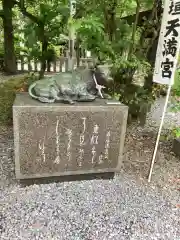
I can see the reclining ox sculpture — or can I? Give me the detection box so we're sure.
[28,64,113,104]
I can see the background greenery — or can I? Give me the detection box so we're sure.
[0,0,179,129]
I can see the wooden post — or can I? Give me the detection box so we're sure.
[34,60,38,72]
[28,58,31,72]
[53,60,56,72]
[59,58,63,72]
[21,56,24,71]
[65,57,69,72]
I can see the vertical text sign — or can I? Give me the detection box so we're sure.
[153,0,180,85]
[66,128,72,165]
[104,131,111,161]
[90,124,99,164]
[70,0,76,16]
[77,117,86,167]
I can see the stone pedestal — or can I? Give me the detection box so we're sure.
[13,93,128,179]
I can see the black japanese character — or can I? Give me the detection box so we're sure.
[169,1,174,14]
[161,58,174,78]
[162,37,178,57]
[169,0,180,15]
[164,18,180,37]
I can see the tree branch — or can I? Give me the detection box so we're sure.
[128,0,140,59]
[13,0,40,24]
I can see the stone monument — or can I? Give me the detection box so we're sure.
[13,93,128,179]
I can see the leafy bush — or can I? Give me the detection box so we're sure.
[166,96,180,140]
[0,73,38,125]
[169,96,180,113]
[172,71,180,96]
[152,83,168,97]
[110,83,154,125]
[172,127,180,138]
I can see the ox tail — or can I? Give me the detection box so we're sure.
[28,82,55,103]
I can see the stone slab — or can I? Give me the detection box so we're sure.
[13,93,128,179]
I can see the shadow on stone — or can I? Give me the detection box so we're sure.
[172,138,180,158]
[19,172,115,187]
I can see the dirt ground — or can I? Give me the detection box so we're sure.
[0,122,179,196]
[123,124,180,199]
[0,117,179,239]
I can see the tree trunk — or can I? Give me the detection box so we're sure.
[39,25,48,79]
[75,36,81,67]
[39,39,48,79]
[128,0,140,59]
[47,61,51,72]
[103,0,117,42]
[144,38,159,91]
[2,0,17,74]
[143,0,163,91]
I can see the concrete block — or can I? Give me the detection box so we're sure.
[13,93,128,179]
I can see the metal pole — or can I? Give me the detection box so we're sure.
[148,83,172,182]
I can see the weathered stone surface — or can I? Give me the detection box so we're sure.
[13,93,128,179]
[172,138,180,157]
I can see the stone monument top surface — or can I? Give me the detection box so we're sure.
[14,92,126,108]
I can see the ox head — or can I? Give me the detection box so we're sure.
[93,64,113,87]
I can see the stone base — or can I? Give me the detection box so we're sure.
[172,138,180,157]
[13,93,128,179]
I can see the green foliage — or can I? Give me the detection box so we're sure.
[172,127,180,138]
[110,83,154,124]
[0,0,162,124]
[167,95,180,140]
[161,126,180,141]
[169,96,180,113]
[112,55,150,78]
[14,0,69,60]
[0,74,38,124]
[117,84,154,113]
[71,15,114,60]
[152,83,168,98]
[172,71,180,96]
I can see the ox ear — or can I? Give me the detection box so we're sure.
[91,64,98,73]
[94,64,103,72]
[89,65,95,71]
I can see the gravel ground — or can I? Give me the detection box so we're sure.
[0,97,180,240]
[147,96,180,128]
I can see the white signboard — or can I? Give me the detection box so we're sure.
[70,0,76,16]
[153,0,180,85]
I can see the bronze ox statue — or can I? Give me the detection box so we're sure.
[28,64,113,104]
